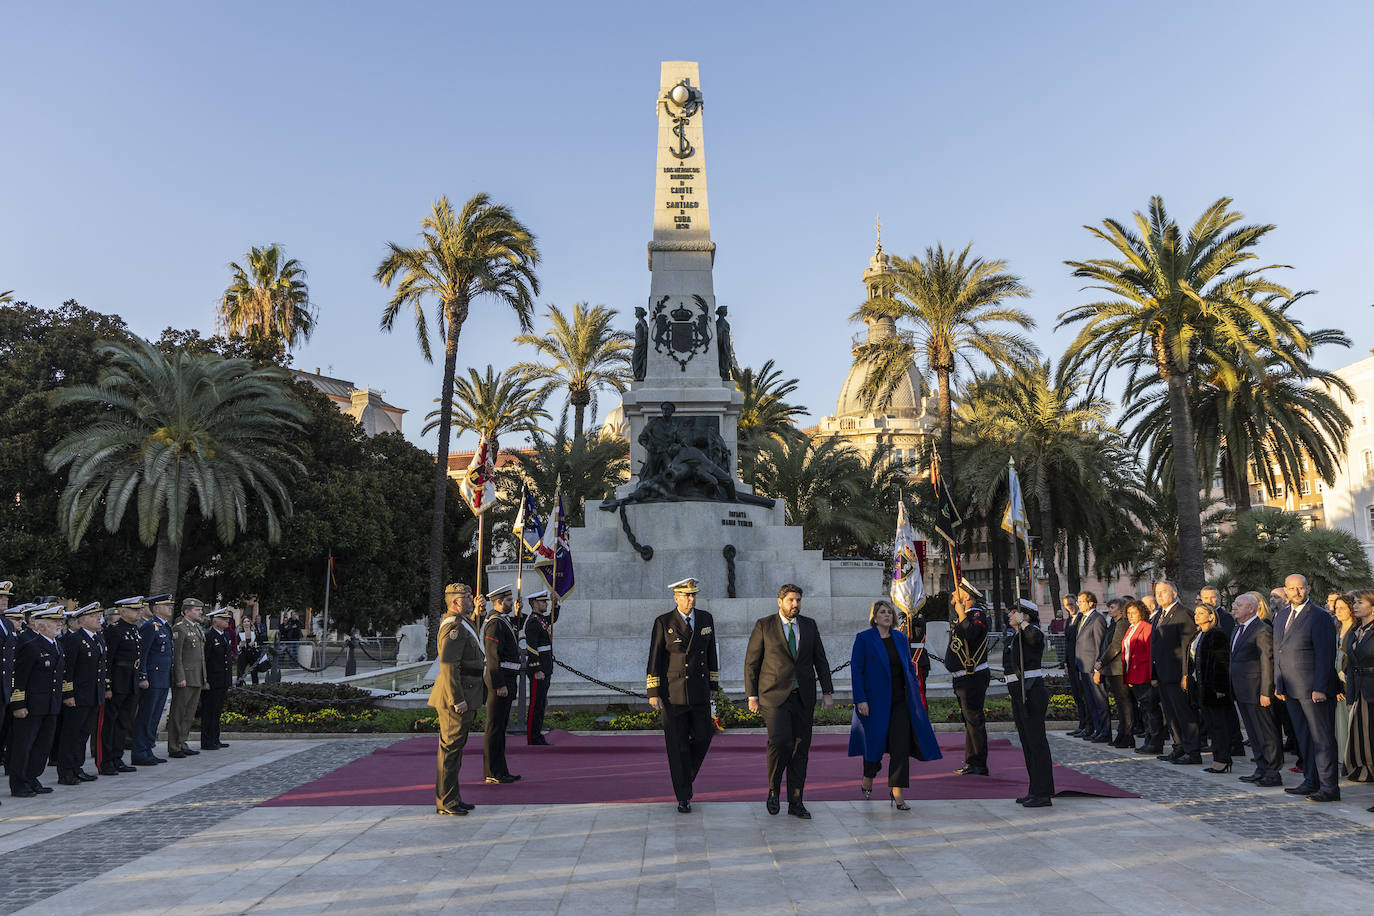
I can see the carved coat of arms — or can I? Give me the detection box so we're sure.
[650,294,712,371]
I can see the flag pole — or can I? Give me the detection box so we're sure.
[1009,458,1022,607]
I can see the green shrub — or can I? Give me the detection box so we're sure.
[225,681,377,716]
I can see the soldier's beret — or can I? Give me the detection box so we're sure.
[0,580,12,596]
[486,584,514,599]
[182,597,205,610]
[30,603,66,621]
[147,593,174,605]
[114,596,147,609]
[669,577,700,594]
[205,607,231,619]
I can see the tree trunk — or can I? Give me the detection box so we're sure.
[937,367,954,487]
[1228,450,1252,514]
[571,388,590,441]
[149,518,181,598]
[1039,496,1060,615]
[1164,369,1206,602]
[1065,534,1081,597]
[425,298,468,657]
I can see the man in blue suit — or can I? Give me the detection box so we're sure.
[1273,573,1340,801]
[131,595,174,766]
[1073,593,1111,742]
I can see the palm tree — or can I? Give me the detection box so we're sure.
[0,290,15,304]
[735,359,808,486]
[422,364,549,441]
[504,422,631,527]
[218,244,316,350]
[376,194,539,648]
[46,336,308,595]
[1060,196,1305,596]
[1122,303,1351,514]
[852,244,1036,486]
[512,302,632,440]
[753,434,885,554]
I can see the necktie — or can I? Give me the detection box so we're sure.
[787,620,797,656]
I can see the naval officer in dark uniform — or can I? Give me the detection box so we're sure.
[201,608,234,750]
[7,603,65,797]
[98,596,148,775]
[646,577,720,813]
[481,584,521,784]
[523,589,557,746]
[57,602,107,785]
[1,582,21,778]
[1005,597,1055,807]
[944,578,991,775]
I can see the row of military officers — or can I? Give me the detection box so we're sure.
[1,582,235,802]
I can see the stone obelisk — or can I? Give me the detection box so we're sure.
[619,61,745,493]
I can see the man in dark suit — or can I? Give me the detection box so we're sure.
[1151,581,1201,764]
[744,583,834,819]
[1094,598,1134,747]
[1061,596,1088,736]
[647,577,720,814]
[1273,573,1340,801]
[1228,592,1283,786]
[1074,593,1111,742]
[56,602,107,785]
[98,597,148,775]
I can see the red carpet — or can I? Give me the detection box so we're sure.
[262,731,1134,806]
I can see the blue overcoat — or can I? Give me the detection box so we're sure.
[848,627,943,762]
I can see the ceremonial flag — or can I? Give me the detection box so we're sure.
[1000,457,1030,552]
[890,499,926,615]
[514,485,555,566]
[931,454,963,584]
[458,436,498,515]
[540,482,576,599]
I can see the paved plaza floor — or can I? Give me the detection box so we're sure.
[2,730,1372,915]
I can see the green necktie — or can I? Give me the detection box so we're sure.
[787,620,797,656]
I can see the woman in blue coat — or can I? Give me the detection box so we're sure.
[849,599,942,809]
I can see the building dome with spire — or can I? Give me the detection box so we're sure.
[817,229,937,470]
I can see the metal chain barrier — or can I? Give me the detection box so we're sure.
[552,657,648,699]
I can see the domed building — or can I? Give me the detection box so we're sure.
[816,234,938,470]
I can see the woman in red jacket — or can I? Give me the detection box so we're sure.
[1122,599,1162,753]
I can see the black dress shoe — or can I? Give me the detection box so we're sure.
[1157,751,1182,762]
[201,744,220,751]
[58,776,82,786]
[435,807,468,816]
[1171,754,1203,765]
[130,758,160,766]
[1306,789,1341,803]
[116,763,137,772]
[1111,738,1135,748]
[1136,746,1163,755]
[1021,797,1053,808]
[10,787,35,798]
[787,803,812,819]
[181,748,199,756]
[1015,795,1032,805]
[1285,782,1317,795]
[1067,728,1085,737]
[766,794,780,815]
[31,784,53,794]
[1091,735,1112,744]
[954,765,990,776]
[215,742,228,748]
[98,768,120,776]
[76,771,98,782]
[167,751,186,759]
[677,801,692,814]
[500,774,520,783]
[151,755,167,763]
[457,801,475,811]
[1254,775,1283,787]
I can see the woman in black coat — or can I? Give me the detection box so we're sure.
[1342,589,1374,799]
[1186,603,1235,773]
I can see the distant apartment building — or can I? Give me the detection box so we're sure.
[292,368,406,437]
[1320,351,1374,566]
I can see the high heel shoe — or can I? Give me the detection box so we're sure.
[1202,763,1233,774]
[889,790,910,811]
[860,783,872,800]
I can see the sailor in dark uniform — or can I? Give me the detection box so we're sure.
[201,608,234,750]
[56,602,107,785]
[944,577,991,775]
[7,603,65,797]
[906,609,932,708]
[1004,597,1055,807]
[523,589,557,746]
[132,595,174,765]
[481,584,521,783]
[1,583,24,778]
[646,576,720,813]
[98,596,148,775]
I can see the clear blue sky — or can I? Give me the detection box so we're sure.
[4,1,1371,453]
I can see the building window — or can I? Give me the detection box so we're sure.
[1257,487,1266,502]
[1365,450,1374,476]
[1368,505,1374,538]
[1358,401,1367,428]
[1300,479,1311,496]
[1317,480,1325,493]
[1301,456,1310,472]
[1273,484,1284,498]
